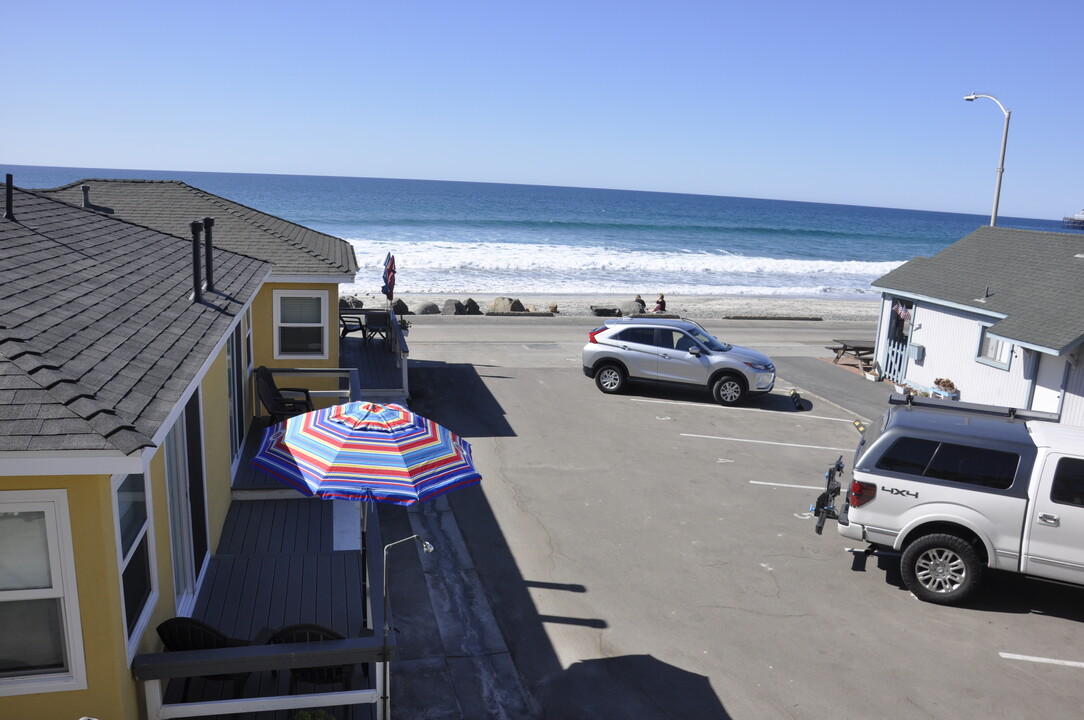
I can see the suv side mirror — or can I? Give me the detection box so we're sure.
[688,347,701,357]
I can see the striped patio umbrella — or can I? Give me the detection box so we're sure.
[250,401,481,505]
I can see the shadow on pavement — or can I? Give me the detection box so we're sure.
[400,362,732,718]
[538,655,730,720]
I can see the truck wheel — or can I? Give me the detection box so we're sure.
[712,375,746,405]
[900,533,983,605]
[594,364,626,394]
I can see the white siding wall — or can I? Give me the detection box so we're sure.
[1062,360,1084,427]
[905,304,1030,406]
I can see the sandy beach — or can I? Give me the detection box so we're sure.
[344,292,882,322]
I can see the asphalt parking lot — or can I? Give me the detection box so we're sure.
[392,316,1084,720]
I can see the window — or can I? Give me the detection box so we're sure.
[0,490,86,696]
[1050,457,1084,507]
[115,473,154,648]
[614,328,655,345]
[875,437,1018,489]
[977,326,1012,370]
[273,290,328,359]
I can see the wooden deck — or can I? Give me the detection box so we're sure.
[339,334,404,400]
[158,498,378,719]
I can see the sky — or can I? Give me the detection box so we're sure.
[3,1,1082,219]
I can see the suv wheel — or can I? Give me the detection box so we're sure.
[595,364,626,394]
[900,533,983,605]
[712,375,746,405]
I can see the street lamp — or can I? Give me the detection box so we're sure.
[964,93,1011,226]
[381,534,434,720]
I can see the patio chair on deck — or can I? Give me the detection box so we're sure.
[268,623,356,694]
[255,365,315,423]
[156,617,254,701]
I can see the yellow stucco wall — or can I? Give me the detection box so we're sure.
[0,474,137,720]
[201,347,234,556]
[251,282,342,370]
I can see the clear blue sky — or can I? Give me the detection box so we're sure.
[4,1,1082,219]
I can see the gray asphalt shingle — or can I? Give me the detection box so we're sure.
[874,226,1084,354]
[39,179,358,278]
[1,185,270,455]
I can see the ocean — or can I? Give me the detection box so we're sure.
[4,164,1070,299]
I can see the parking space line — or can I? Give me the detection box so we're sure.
[631,397,855,423]
[681,433,852,452]
[999,652,1084,669]
[750,480,824,490]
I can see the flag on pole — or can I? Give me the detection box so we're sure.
[381,253,396,301]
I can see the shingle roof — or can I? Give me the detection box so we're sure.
[0,186,270,455]
[39,179,358,279]
[873,226,1084,354]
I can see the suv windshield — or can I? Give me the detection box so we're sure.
[688,327,730,352]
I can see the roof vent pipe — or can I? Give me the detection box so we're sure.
[81,185,91,208]
[4,174,13,221]
[190,221,204,304]
[202,216,215,292]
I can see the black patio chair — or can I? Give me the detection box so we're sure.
[155,617,254,701]
[339,313,364,339]
[268,623,355,694]
[255,365,315,423]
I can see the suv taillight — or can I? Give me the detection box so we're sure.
[587,327,606,343]
[849,480,876,508]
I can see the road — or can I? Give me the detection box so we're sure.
[399,315,1084,720]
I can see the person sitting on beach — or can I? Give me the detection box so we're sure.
[633,294,646,313]
[653,294,666,313]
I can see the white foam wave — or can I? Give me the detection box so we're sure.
[342,238,902,297]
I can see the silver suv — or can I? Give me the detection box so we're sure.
[581,318,775,405]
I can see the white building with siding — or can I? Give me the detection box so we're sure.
[871,226,1084,425]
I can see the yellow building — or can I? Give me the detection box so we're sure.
[0,178,361,719]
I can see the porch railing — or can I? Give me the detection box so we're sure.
[133,636,390,719]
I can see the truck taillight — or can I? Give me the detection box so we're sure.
[587,327,606,343]
[849,480,876,508]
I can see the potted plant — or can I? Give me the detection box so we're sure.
[398,317,411,335]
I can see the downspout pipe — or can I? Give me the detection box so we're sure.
[202,216,215,292]
[190,221,203,303]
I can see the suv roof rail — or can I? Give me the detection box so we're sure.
[887,393,1060,422]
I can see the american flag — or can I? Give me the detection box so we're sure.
[894,301,911,321]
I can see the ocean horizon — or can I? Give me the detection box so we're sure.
[4,163,1071,299]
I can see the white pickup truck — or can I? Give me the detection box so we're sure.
[812,395,1084,605]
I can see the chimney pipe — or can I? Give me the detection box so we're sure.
[81,185,91,208]
[190,221,203,304]
[202,216,215,292]
[4,174,13,221]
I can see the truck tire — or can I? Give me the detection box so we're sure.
[594,364,626,394]
[900,533,983,605]
[712,375,746,405]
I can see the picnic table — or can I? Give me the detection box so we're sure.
[828,338,876,372]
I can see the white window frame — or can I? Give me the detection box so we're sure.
[112,472,158,661]
[977,325,1013,370]
[273,289,329,360]
[0,490,87,697]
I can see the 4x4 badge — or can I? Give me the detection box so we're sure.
[882,486,919,499]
